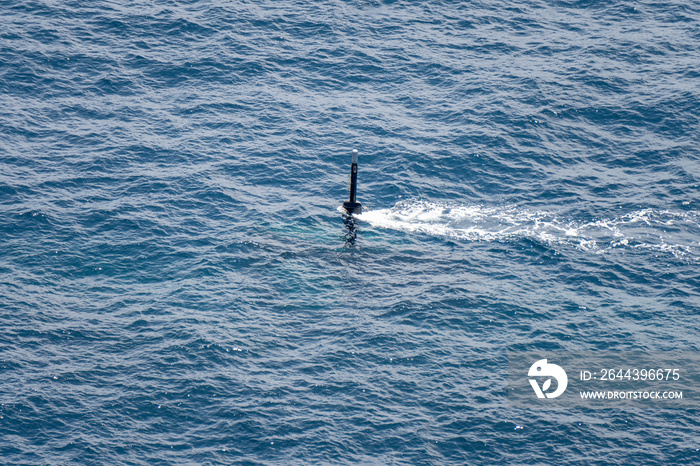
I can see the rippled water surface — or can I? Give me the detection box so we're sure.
[1,0,699,464]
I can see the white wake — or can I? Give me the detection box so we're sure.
[357,199,700,260]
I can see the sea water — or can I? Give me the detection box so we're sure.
[1,0,699,464]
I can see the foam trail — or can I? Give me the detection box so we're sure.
[358,200,700,260]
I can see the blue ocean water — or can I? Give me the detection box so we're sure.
[1,0,699,463]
